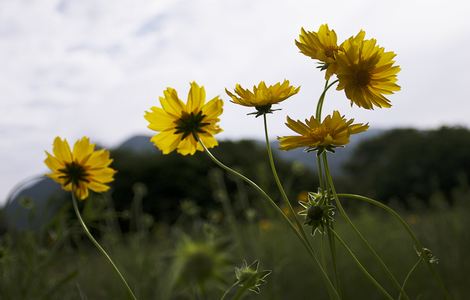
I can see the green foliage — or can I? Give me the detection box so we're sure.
[110,140,318,225]
[342,126,470,206]
[1,195,469,299]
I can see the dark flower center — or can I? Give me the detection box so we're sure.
[324,47,337,58]
[248,104,281,118]
[307,205,324,222]
[354,69,371,87]
[174,111,210,139]
[58,161,88,186]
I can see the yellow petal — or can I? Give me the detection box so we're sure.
[44,151,64,171]
[87,149,112,169]
[176,136,198,155]
[73,137,95,163]
[74,184,89,200]
[160,88,185,117]
[88,168,116,183]
[187,82,206,113]
[88,181,111,193]
[53,137,72,163]
[201,96,223,120]
[150,131,182,154]
[144,107,177,132]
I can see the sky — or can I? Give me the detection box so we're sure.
[1,0,470,204]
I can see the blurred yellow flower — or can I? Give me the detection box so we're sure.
[44,137,116,200]
[295,24,341,79]
[335,30,401,109]
[278,111,368,153]
[145,82,223,155]
[258,219,273,231]
[225,80,299,117]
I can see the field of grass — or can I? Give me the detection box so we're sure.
[1,188,469,300]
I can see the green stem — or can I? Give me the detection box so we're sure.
[220,281,239,300]
[326,226,341,298]
[337,193,451,299]
[398,258,422,300]
[331,229,394,300]
[198,139,340,300]
[262,115,318,253]
[264,113,343,298]
[314,79,342,297]
[322,154,407,299]
[198,282,207,299]
[232,284,249,300]
[315,79,338,120]
[71,194,137,300]
[317,156,325,190]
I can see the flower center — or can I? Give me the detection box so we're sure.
[58,161,88,186]
[324,47,337,58]
[354,69,371,87]
[310,126,329,140]
[174,111,210,139]
[307,205,324,222]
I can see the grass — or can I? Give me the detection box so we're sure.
[1,192,469,300]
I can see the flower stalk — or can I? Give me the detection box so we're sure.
[71,193,137,300]
[331,229,394,300]
[197,137,340,300]
[337,193,451,299]
[322,154,409,300]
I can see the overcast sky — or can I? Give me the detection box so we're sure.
[1,0,469,204]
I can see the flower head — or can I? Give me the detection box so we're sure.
[295,24,341,79]
[44,137,116,200]
[416,247,439,264]
[335,30,401,109]
[144,82,223,155]
[225,80,299,117]
[235,260,271,294]
[278,111,369,154]
[172,234,231,286]
[298,190,335,235]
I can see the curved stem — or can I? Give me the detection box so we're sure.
[331,229,394,300]
[315,79,339,120]
[398,258,422,300]
[337,193,451,299]
[72,194,137,300]
[198,139,340,300]
[262,116,316,250]
[322,153,408,299]
[220,281,239,300]
[314,79,338,192]
[264,113,342,298]
[326,226,341,298]
[232,284,249,300]
[313,79,342,297]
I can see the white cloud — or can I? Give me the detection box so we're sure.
[1,0,470,204]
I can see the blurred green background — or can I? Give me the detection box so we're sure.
[1,127,469,299]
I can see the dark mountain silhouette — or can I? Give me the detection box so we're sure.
[2,130,381,229]
[3,177,65,230]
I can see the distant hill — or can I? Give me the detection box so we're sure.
[118,129,384,175]
[117,134,159,153]
[3,130,381,229]
[273,128,384,175]
[3,177,65,230]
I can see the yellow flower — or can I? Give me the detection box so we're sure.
[225,80,299,117]
[144,82,223,155]
[44,137,116,200]
[295,24,341,79]
[278,111,368,153]
[335,30,401,109]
